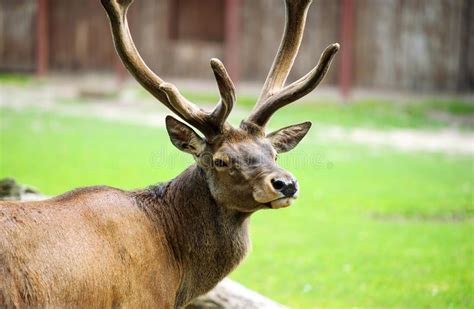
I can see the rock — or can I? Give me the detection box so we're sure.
[0,177,39,200]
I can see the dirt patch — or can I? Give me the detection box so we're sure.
[319,126,474,155]
[370,212,473,223]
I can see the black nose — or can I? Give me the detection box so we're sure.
[271,179,298,197]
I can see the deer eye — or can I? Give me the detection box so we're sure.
[214,159,228,168]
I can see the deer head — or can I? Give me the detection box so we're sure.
[102,0,338,212]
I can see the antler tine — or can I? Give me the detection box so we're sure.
[158,83,214,135]
[210,58,236,131]
[247,0,339,128]
[247,43,339,127]
[101,0,234,139]
[257,0,313,104]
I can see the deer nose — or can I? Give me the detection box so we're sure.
[271,178,298,197]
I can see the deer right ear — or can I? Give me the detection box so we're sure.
[267,122,312,153]
[165,116,206,156]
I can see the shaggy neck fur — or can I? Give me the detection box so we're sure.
[133,165,251,307]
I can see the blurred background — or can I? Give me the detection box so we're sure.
[0,0,473,308]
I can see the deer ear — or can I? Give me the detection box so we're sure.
[267,122,312,153]
[165,116,206,155]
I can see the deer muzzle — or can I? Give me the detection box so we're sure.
[253,172,299,208]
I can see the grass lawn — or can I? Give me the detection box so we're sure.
[1,103,473,308]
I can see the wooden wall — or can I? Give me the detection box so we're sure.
[239,0,472,93]
[0,0,36,71]
[239,0,340,87]
[353,0,471,92]
[48,0,114,71]
[0,0,472,93]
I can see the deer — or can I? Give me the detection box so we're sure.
[0,0,338,307]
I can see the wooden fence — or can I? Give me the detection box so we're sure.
[0,0,472,93]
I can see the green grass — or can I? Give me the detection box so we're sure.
[1,106,473,308]
[0,73,33,85]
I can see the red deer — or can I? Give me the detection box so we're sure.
[0,0,338,307]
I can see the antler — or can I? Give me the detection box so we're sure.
[246,0,339,128]
[101,0,235,140]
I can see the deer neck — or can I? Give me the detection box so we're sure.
[135,165,251,305]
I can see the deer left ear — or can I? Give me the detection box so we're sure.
[267,122,312,153]
[165,116,206,156]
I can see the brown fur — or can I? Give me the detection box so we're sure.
[0,186,179,307]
